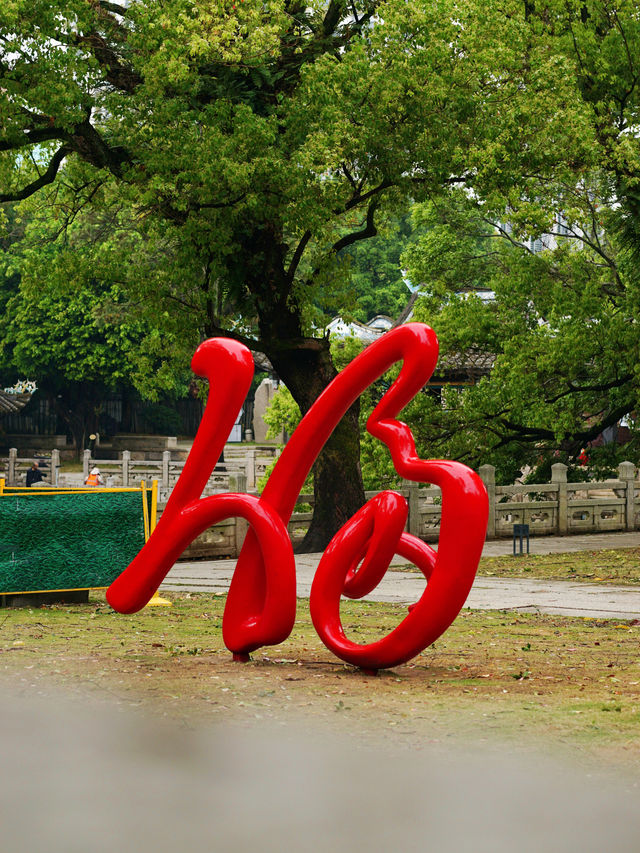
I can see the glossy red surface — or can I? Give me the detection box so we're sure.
[107,324,488,667]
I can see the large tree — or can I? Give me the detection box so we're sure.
[0,0,576,546]
[400,188,638,482]
[0,193,194,450]
[395,0,640,483]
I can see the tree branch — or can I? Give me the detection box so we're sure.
[341,179,393,214]
[73,32,142,94]
[492,400,633,449]
[0,125,67,152]
[544,373,633,406]
[331,196,379,254]
[197,318,325,359]
[322,0,345,37]
[286,230,312,283]
[0,146,71,203]
[393,291,418,327]
[97,1,131,16]
[191,193,248,212]
[69,117,130,175]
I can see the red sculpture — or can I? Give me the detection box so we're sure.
[107,323,488,670]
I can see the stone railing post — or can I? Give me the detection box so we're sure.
[8,448,17,486]
[234,516,249,556]
[246,448,257,491]
[122,450,130,487]
[51,449,60,486]
[162,451,171,489]
[551,463,568,535]
[229,472,248,553]
[82,449,91,481]
[229,472,247,493]
[407,483,420,536]
[618,461,636,531]
[478,465,496,539]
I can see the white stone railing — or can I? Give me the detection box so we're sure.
[477,461,639,540]
[80,446,280,496]
[42,446,281,497]
[2,448,60,486]
[3,449,638,558]
[286,463,640,545]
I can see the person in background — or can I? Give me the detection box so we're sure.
[26,461,43,487]
[85,467,104,486]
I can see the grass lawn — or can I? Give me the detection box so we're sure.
[476,547,640,584]
[2,587,640,775]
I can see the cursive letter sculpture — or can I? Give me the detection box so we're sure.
[107,324,488,670]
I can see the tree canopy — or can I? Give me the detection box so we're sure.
[4,0,635,528]
[399,0,640,482]
[2,0,571,544]
[0,193,197,449]
[332,213,422,325]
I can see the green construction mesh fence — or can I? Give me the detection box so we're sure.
[0,490,149,594]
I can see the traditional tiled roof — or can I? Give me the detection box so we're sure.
[0,391,31,415]
[252,321,496,383]
[326,316,388,343]
[433,348,495,382]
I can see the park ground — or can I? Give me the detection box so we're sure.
[2,548,640,779]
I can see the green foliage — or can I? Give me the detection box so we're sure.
[0,196,197,448]
[5,0,640,493]
[380,2,640,483]
[392,0,640,479]
[401,180,640,482]
[0,0,576,347]
[329,214,423,324]
[262,335,403,490]
[1,211,190,389]
[262,384,301,440]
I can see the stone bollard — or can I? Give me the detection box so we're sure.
[122,450,130,487]
[8,448,17,486]
[245,448,257,491]
[83,449,91,481]
[51,449,60,486]
[551,463,568,535]
[478,464,496,539]
[228,472,247,493]
[407,483,420,537]
[618,461,636,531]
[162,451,171,489]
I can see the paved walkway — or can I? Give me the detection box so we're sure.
[160,531,640,621]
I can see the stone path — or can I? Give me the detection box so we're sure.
[160,531,640,620]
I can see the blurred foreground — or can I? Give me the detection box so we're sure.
[1,691,639,852]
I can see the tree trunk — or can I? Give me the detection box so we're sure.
[52,386,102,458]
[268,339,365,553]
[236,221,366,552]
[304,403,364,552]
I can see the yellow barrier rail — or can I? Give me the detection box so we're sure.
[0,480,161,600]
[0,480,158,541]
